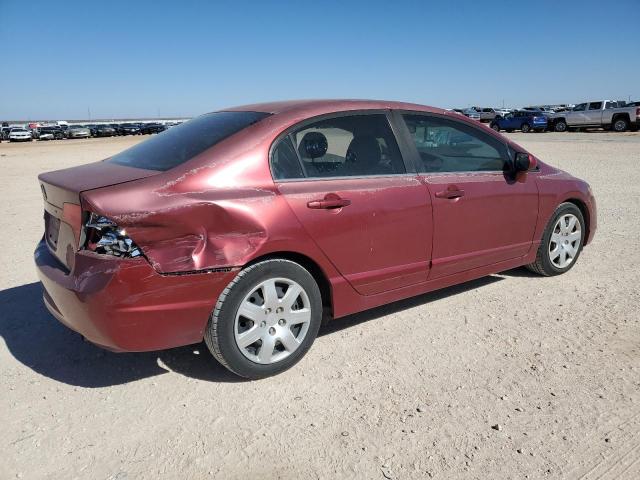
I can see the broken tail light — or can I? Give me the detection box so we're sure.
[83,213,142,258]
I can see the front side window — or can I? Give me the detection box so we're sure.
[573,103,587,111]
[271,114,405,179]
[108,111,270,171]
[402,114,507,173]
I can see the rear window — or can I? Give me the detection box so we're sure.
[108,111,270,171]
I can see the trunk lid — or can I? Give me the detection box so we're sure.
[38,160,159,270]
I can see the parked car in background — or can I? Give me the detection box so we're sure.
[93,125,117,137]
[84,124,99,136]
[140,122,166,134]
[38,131,55,141]
[9,128,33,142]
[1,126,13,140]
[468,107,499,122]
[494,108,512,118]
[461,109,481,121]
[35,99,596,379]
[120,124,142,135]
[490,111,548,132]
[68,126,91,139]
[520,107,558,130]
[39,126,66,140]
[553,100,640,132]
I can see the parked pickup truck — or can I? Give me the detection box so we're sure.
[553,100,640,132]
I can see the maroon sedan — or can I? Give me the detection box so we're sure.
[35,100,596,378]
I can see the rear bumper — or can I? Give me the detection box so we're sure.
[34,238,238,352]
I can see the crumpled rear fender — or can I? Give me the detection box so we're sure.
[82,184,292,273]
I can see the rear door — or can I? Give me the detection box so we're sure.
[272,112,432,296]
[396,112,538,278]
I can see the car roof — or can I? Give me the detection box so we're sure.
[221,99,446,116]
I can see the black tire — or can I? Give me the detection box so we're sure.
[554,120,567,132]
[491,123,500,132]
[526,202,585,276]
[506,128,514,133]
[521,123,531,133]
[612,117,629,132]
[204,259,323,379]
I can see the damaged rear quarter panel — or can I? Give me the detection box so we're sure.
[80,116,334,274]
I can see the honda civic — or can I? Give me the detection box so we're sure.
[35,100,597,379]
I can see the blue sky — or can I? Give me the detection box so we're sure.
[1,0,638,120]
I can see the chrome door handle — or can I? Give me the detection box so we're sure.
[307,194,351,209]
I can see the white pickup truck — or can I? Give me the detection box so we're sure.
[553,100,640,132]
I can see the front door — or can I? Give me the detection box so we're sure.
[271,112,432,296]
[398,112,539,278]
[567,103,589,126]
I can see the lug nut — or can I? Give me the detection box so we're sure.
[260,321,266,328]
[266,308,272,314]
[276,307,284,314]
[278,319,286,326]
[269,327,276,335]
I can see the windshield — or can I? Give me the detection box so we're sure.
[107,111,270,171]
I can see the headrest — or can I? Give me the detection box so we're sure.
[298,131,328,159]
[346,135,381,164]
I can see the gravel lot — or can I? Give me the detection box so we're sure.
[1,131,639,479]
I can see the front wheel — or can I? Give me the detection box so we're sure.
[491,123,500,132]
[204,259,323,379]
[526,203,585,276]
[554,120,567,132]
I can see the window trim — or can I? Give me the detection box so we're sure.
[389,110,513,175]
[268,109,413,182]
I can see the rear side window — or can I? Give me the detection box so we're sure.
[402,114,508,173]
[271,114,405,179]
[588,102,602,110]
[108,111,270,171]
[271,136,304,179]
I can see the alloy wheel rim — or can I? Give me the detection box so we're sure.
[234,278,311,364]
[556,122,566,132]
[614,120,625,131]
[549,213,581,268]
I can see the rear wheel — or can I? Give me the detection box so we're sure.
[554,120,567,132]
[526,203,585,276]
[204,259,323,379]
[613,117,629,132]
[491,123,500,132]
[521,123,531,133]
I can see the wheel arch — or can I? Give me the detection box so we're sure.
[243,251,333,318]
[612,112,630,122]
[564,198,591,242]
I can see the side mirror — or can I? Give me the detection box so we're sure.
[514,152,537,172]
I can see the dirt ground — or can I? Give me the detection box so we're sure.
[1,131,639,479]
